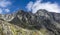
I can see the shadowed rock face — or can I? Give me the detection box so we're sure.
[0,9,60,35]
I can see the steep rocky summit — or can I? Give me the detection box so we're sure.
[0,9,60,35]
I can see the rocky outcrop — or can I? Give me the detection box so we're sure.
[0,9,60,35]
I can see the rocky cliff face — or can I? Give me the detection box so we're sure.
[0,9,60,35]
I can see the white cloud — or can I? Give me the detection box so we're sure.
[5,9,10,12]
[26,1,33,11]
[0,0,11,14]
[0,0,11,7]
[0,8,3,14]
[26,0,60,13]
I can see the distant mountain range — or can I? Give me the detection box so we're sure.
[0,9,60,35]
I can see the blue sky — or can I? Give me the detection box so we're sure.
[0,0,60,14]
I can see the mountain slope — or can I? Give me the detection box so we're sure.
[0,9,60,35]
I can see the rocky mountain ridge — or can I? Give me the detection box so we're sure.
[0,9,60,35]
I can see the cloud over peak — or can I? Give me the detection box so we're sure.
[26,0,60,13]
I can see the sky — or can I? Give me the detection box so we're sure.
[0,0,60,14]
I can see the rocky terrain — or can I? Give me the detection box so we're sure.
[0,9,60,35]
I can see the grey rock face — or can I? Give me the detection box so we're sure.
[0,9,60,35]
[0,12,16,21]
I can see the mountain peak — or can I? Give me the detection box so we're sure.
[36,9,48,13]
[0,9,60,35]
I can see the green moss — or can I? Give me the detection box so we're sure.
[40,28,48,35]
[0,20,49,35]
[0,25,3,35]
[10,25,18,35]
